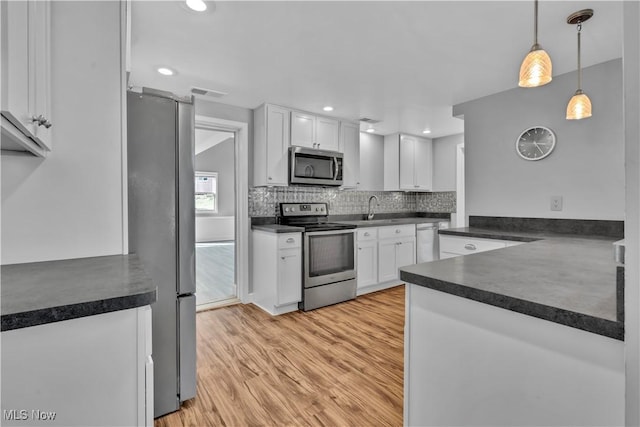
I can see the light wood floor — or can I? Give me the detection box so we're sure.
[155,285,405,427]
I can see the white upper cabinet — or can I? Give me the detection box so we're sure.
[1,0,52,156]
[291,110,340,151]
[291,111,316,148]
[339,121,360,188]
[411,135,433,191]
[316,116,340,151]
[254,104,291,187]
[384,133,433,192]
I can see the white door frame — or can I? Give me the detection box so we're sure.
[194,114,250,304]
[455,142,465,227]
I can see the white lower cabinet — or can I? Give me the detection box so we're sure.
[357,225,416,295]
[439,234,523,259]
[357,233,378,289]
[277,248,302,306]
[252,230,302,315]
[1,306,153,427]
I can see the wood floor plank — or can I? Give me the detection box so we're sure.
[155,285,404,427]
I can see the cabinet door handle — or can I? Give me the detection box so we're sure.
[364,232,370,237]
[268,176,273,180]
[286,238,295,243]
[464,243,477,250]
[396,242,402,245]
[32,115,52,129]
[395,229,401,233]
[358,247,362,250]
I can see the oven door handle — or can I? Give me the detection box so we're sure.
[333,157,339,181]
[304,229,355,237]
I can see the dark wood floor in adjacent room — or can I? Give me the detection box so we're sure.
[155,285,405,427]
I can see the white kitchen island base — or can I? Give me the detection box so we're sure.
[1,306,153,427]
[404,283,624,427]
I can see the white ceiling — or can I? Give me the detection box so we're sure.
[129,1,623,139]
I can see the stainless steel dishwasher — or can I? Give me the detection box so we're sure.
[416,221,450,263]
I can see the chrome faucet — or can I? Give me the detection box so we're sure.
[367,195,379,220]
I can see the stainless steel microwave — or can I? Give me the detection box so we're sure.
[289,146,343,186]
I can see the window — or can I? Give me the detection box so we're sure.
[195,172,218,213]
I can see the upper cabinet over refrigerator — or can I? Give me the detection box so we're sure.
[1,0,52,157]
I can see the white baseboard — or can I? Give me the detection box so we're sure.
[357,280,404,296]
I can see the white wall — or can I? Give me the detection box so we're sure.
[454,59,624,221]
[195,137,235,216]
[432,133,463,192]
[1,1,124,264]
[195,135,236,243]
[359,132,384,191]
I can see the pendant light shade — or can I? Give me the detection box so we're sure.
[519,47,553,87]
[566,9,594,120]
[566,90,592,120]
[518,0,552,88]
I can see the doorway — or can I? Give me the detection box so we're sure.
[194,128,237,309]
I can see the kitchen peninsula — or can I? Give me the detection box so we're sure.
[1,255,156,427]
[400,217,624,427]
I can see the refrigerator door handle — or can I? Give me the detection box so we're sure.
[177,101,196,296]
[178,295,197,402]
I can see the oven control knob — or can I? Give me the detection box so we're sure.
[321,207,325,211]
[284,207,289,212]
[291,207,296,212]
[316,208,320,211]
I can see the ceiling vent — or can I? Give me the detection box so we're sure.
[359,117,380,124]
[191,87,227,98]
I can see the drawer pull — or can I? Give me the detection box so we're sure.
[464,243,477,250]
[395,229,401,233]
[364,232,370,237]
[286,238,295,243]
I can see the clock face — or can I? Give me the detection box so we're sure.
[516,126,556,161]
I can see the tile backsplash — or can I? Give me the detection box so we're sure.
[249,187,456,217]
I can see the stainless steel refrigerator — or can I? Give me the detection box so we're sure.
[127,88,197,418]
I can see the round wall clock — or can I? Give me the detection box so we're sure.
[515,126,556,161]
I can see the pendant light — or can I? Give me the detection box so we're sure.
[518,0,553,88]
[566,9,594,120]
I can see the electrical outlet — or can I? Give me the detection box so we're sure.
[550,196,563,211]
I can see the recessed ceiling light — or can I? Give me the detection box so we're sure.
[157,67,175,76]
[422,129,431,134]
[366,128,376,133]
[186,0,207,12]
[323,106,334,112]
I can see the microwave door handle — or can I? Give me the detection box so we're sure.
[333,157,339,180]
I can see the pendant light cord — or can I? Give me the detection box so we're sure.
[533,0,538,45]
[577,21,582,91]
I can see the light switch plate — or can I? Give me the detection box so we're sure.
[550,196,563,211]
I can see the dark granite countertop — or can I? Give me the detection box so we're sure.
[401,229,624,340]
[1,255,157,331]
[251,224,304,233]
[439,226,616,242]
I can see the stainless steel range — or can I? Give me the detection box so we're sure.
[279,203,357,311]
